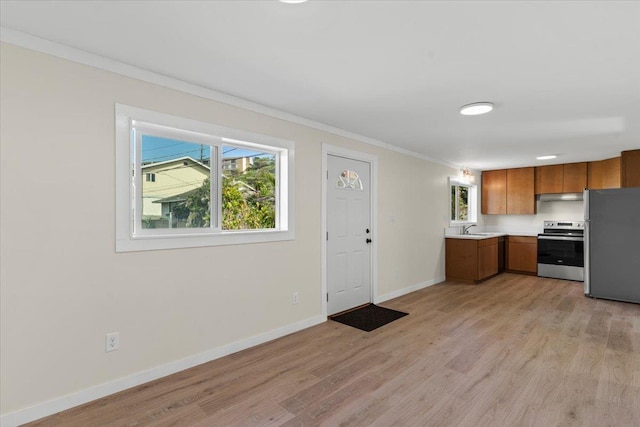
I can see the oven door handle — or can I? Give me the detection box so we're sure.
[538,235,584,241]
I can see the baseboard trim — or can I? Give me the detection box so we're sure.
[0,315,326,427]
[375,276,445,304]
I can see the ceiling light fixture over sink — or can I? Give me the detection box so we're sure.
[536,155,558,160]
[279,0,308,3]
[460,102,494,116]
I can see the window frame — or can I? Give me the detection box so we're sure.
[115,104,295,252]
[449,177,477,226]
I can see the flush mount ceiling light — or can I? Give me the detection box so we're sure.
[459,102,494,116]
[279,0,308,3]
[536,155,558,160]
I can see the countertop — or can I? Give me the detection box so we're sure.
[445,232,506,240]
[445,231,539,240]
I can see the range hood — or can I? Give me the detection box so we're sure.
[538,192,584,202]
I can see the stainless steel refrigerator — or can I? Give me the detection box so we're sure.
[584,188,640,304]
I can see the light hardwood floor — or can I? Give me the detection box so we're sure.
[26,274,640,426]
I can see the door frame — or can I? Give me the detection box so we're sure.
[321,143,378,318]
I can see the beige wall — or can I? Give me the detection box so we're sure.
[0,43,456,415]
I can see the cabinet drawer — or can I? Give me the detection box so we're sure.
[508,236,536,244]
[478,237,498,247]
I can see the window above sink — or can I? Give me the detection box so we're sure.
[449,177,478,226]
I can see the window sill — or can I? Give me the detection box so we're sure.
[116,229,295,252]
[449,221,477,227]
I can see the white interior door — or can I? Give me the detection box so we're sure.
[327,155,372,315]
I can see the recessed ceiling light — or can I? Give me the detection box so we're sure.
[536,155,557,160]
[279,0,308,3]
[460,102,494,116]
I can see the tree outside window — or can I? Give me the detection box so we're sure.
[449,178,477,225]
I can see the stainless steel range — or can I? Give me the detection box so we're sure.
[537,220,585,281]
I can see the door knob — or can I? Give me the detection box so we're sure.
[366,238,372,244]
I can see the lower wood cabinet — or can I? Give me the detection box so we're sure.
[506,236,537,274]
[446,238,498,283]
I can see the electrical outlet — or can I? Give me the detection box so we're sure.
[105,332,119,352]
[292,292,299,305]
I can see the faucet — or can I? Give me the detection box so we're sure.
[462,224,476,235]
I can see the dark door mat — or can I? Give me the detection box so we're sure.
[330,304,408,332]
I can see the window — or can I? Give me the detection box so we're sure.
[449,177,477,225]
[115,104,295,252]
[336,169,363,190]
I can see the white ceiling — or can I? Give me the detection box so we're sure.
[1,1,639,170]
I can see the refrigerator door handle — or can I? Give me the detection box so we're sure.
[583,189,590,296]
[583,189,589,221]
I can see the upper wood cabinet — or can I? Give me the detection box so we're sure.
[535,162,587,194]
[562,162,587,193]
[621,149,640,188]
[482,168,535,215]
[507,167,536,214]
[483,152,634,214]
[588,157,621,190]
[482,169,506,214]
[535,164,563,194]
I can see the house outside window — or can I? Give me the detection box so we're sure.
[115,104,295,252]
[223,159,237,170]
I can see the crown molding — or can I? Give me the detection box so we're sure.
[0,26,457,169]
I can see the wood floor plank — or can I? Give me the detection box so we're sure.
[568,339,607,378]
[586,399,637,427]
[193,398,295,427]
[634,352,640,389]
[586,310,612,338]
[280,374,386,426]
[127,403,209,427]
[24,275,640,426]
[453,370,530,427]
[500,329,551,377]
[556,294,578,312]
[596,378,640,409]
[607,319,634,353]
[599,348,637,386]
[279,351,390,415]
[367,369,465,427]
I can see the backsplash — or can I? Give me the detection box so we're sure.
[481,200,584,235]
